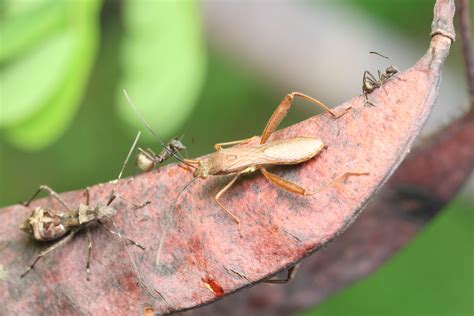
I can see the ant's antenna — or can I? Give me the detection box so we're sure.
[122,89,192,166]
[369,51,390,59]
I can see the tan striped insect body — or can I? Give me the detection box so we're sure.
[183,92,366,225]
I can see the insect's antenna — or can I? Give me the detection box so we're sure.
[156,177,198,266]
[123,89,190,166]
[118,131,141,181]
[107,131,141,206]
[173,177,198,211]
[369,51,390,59]
[106,218,163,301]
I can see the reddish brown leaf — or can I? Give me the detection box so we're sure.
[0,0,456,314]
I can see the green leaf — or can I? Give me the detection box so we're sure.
[117,0,206,140]
[0,31,75,126]
[4,0,102,150]
[0,0,68,63]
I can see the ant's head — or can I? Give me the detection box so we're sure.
[385,65,398,76]
[193,160,209,179]
[169,138,186,151]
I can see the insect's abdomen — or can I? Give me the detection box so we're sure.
[20,207,70,241]
[262,137,324,164]
[208,137,324,175]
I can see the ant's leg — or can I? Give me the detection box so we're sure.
[363,70,378,84]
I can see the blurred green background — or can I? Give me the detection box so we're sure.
[0,0,472,315]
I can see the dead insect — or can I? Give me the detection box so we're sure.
[362,51,400,106]
[136,135,187,172]
[20,131,150,280]
[123,90,189,172]
[179,92,368,226]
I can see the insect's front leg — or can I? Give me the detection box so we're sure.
[21,229,78,278]
[22,185,73,212]
[214,173,243,225]
[265,263,301,284]
[86,228,93,281]
[85,186,90,206]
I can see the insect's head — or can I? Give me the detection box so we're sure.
[193,160,209,179]
[170,138,186,151]
[20,207,44,237]
[136,149,155,172]
[385,65,398,77]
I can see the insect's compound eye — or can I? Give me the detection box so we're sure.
[136,152,154,171]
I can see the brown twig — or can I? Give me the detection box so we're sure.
[457,0,474,101]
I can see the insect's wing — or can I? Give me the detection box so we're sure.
[259,137,324,165]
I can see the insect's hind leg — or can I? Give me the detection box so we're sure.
[21,229,78,278]
[260,92,349,144]
[22,185,73,212]
[310,171,369,195]
[107,193,150,209]
[261,168,312,195]
[265,263,301,284]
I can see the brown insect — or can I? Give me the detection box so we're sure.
[180,92,368,225]
[20,132,150,281]
[362,51,400,106]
